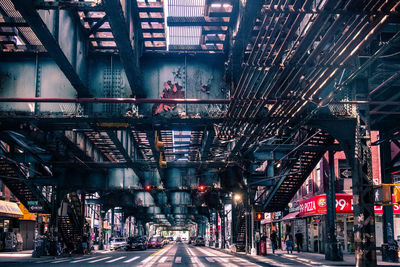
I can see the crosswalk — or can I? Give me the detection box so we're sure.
[35,254,254,265]
[33,246,265,266]
[35,255,142,265]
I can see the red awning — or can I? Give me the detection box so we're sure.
[281,212,299,221]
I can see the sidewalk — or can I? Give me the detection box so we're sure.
[0,250,33,257]
[212,246,400,266]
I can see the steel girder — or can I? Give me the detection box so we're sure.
[11,0,89,97]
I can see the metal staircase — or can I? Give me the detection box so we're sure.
[234,213,246,252]
[263,131,335,211]
[0,159,51,213]
[58,192,84,250]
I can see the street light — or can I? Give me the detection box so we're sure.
[233,194,242,202]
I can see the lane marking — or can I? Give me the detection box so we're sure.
[159,256,168,263]
[140,245,173,266]
[205,257,215,262]
[124,256,140,263]
[36,259,60,264]
[88,256,112,263]
[232,258,258,266]
[50,258,73,264]
[71,256,98,263]
[194,247,217,257]
[36,256,84,264]
[185,245,206,267]
[106,256,126,263]
[175,256,182,263]
[214,257,239,267]
[150,245,170,256]
[99,250,113,254]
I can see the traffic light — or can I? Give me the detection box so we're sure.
[382,184,392,204]
[198,185,205,191]
[394,186,400,204]
[145,185,157,190]
[255,212,263,221]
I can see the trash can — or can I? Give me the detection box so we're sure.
[32,238,45,258]
[388,241,399,262]
[260,238,266,256]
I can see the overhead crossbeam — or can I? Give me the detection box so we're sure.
[229,0,264,81]
[11,0,89,97]
[103,0,144,98]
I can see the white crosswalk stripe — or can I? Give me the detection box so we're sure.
[159,256,168,263]
[71,256,98,263]
[175,256,182,263]
[205,257,215,262]
[106,256,126,263]
[185,246,206,267]
[50,258,74,264]
[215,257,239,267]
[88,256,112,263]
[123,256,140,263]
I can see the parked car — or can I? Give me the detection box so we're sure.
[148,236,163,248]
[110,237,127,251]
[162,238,169,246]
[189,236,196,245]
[194,237,205,246]
[126,236,147,251]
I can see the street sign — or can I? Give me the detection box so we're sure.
[27,201,38,206]
[339,168,352,179]
[29,205,43,211]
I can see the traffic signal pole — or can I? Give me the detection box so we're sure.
[325,151,342,261]
[380,134,395,261]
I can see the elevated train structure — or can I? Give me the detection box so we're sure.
[0,0,400,266]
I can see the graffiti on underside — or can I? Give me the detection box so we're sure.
[152,80,185,115]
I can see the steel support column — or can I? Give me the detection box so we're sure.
[325,151,342,261]
[128,217,132,237]
[214,212,219,248]
[98,208,105,250]
[221,208,225,249]
[232,198,238,248]
[380,133,395,261]
[351,79,377,267]
[111,208,115,238]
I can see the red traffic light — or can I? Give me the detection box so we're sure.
[145,185,151,190]
[198,185,205,191]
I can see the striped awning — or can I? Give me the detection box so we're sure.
[0,200,23,218]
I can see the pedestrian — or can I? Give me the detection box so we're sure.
[285,233,293,254]
[82,235,88,254]
[295,230,303,253]
[270,230,277,254]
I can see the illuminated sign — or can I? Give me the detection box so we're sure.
[299,194,400,217]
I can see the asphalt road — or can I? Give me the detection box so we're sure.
[0,243,277,267]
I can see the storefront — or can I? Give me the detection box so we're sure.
[18,203,37,250]
[260,211,284,249]
[0,200,24,251]
[299,194,400,254]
